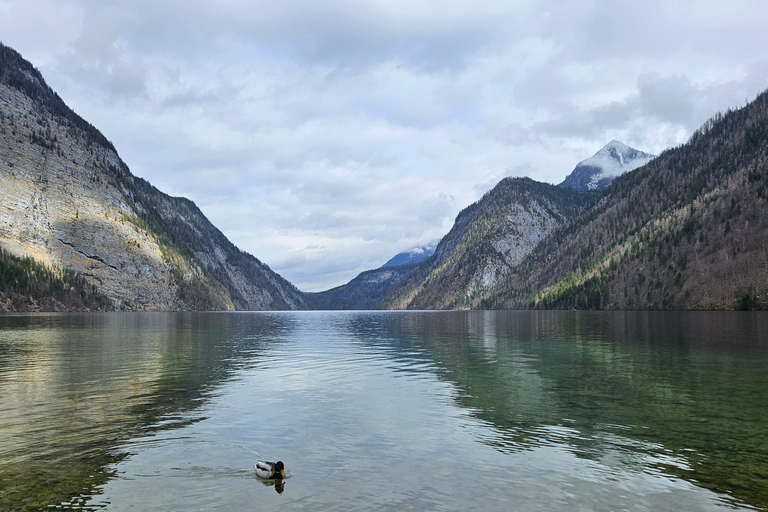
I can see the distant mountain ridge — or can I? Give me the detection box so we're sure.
[0,43,304,311]
[559,140,655,191]
[303,243,435,310]
[304,262,420,310]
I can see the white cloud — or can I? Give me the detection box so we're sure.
[2,0,768,290]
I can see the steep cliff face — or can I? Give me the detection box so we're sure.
[0,44,304,311]
[379,178,592,309]
[131,179,305,310]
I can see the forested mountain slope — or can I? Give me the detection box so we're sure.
[490,93,768,310]
[0,43,304,311]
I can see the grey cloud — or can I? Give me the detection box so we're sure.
[69,0,518,73]
[510,69,768,158]
[540,102,634,139]
[416,193,456,226]
[495,124,533,146]
[161,89,230,109]
[636,73,697,126]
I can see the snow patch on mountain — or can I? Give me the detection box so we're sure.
[559,140,655,192]
[382,241,438,267]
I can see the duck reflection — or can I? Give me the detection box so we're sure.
[260,479,285,494]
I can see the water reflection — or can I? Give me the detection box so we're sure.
[261,479,286,494]
[356,311,768,510]
[0,312,295,511]
[1,311,767,511]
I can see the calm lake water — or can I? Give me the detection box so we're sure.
[1,311,767,511]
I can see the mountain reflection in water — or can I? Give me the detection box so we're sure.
[359,311,768,509]
[0,311,766,511]
[0,312,293,510]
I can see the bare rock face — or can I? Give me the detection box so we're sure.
[0,44,304,311]
[465,199,563,298]
[0,86,175,309]
[490,201,562,267]
[379,178,592,310]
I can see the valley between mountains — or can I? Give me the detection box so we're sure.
[1,43,766,311]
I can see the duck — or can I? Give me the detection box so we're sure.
[255,460,286,479]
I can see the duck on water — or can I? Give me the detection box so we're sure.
[256,460,286,479]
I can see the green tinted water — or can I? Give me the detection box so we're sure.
[0,311,766,510]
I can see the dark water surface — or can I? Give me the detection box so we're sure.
[0,311,767,511]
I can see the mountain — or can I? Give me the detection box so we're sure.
[382,242,437,267]
[304,262,420,310]
[559,140,654,191]
[305,242,438,310]
[0,43,305,311]
[380,90,768,312]
[378,178,593,310]
[486,95,768,310]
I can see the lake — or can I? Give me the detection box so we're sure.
[0,310,767,511]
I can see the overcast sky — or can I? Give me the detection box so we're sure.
[2,0,768,291]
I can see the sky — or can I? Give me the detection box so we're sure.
[2,0,768,291]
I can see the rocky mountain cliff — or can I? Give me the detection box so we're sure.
[0,43,304,311]
[379,178,592,309]
[559,140,654,191]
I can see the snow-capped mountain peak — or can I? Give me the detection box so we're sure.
[559,141,655,192]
